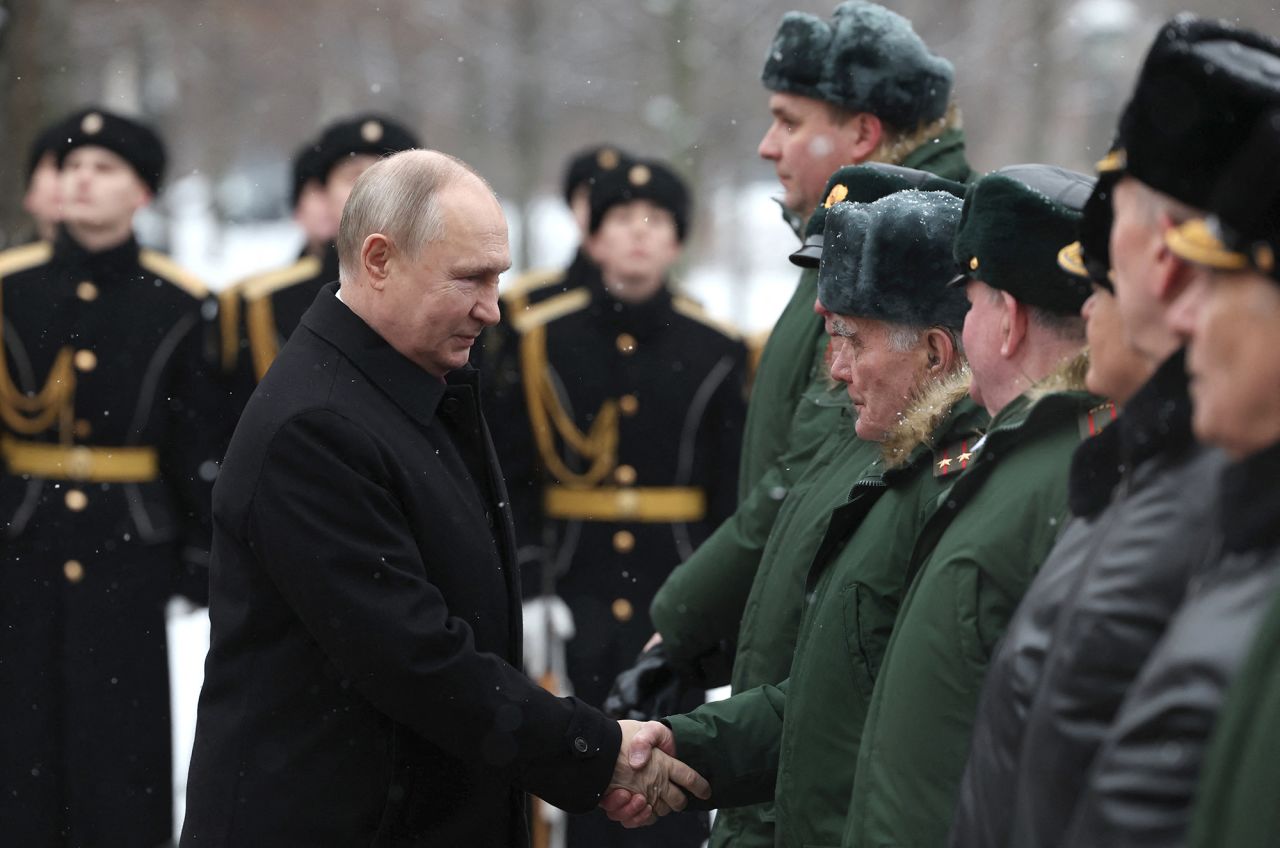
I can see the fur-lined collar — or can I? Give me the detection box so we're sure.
[882,365,973,468]
[1025,349,1091,404]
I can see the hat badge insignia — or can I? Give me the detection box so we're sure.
[824,184,849,208]
[629,164,651,186]
[81,112,104,136]
[361,120,384,143]
[1254,242,1276,274]
[597,148,621,170]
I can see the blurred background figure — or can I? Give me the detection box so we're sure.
[500,156,746,848]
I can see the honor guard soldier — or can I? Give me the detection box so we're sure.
[0,107,222,846]
[218,113,419,387]
[289,138,335,261]
[22,112,79,244]
[502,158,747,848]
[471,144,632,430]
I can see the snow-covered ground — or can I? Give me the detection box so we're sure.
[164,176,798,838]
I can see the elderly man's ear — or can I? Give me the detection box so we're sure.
[360,233,394,290]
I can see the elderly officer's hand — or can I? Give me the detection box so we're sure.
[600,720,709,827]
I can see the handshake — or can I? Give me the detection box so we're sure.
[600,720,711,828]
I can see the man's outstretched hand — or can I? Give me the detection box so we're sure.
[599,720,710,828]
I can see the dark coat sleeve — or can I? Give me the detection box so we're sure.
[245,409,621,811]
[159,300,224,604]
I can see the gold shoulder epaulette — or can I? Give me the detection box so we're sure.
[139,249,210,298]
[0,241,53,279]
[217,287,243,374]
[503,267,565,301]
[672,294,742,341]
[238,255,322,303]
[512,287,589,334]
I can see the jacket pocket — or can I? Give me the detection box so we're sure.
[841,581,896,692]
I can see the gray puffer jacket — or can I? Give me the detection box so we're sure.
[1062,436,1280,848]
[948,351,1226,848]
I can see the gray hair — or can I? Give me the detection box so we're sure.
[886,323,964,357]
[336,149,491,285]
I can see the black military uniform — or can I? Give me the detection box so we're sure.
[218,114,419,388]
[0,109,220,846]
[500,159,746,848]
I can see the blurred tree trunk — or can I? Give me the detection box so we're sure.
[511,0,545,272]
[0,0,73,247]
[1021,0,1057,162]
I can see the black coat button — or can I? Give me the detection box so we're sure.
[573,736,589,753]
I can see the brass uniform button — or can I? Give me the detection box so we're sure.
[73,419,93,439]
[64,489,88,512]
[76,281,99,302]
[616,333,637,355]
[63,560,85,583]
[613,530,636,553]
[74,349,97,372]
[969,256,980,271]
[612,598,634,622]
[616,490,640,519]
[618,394,639,416]
[614,464,637,486]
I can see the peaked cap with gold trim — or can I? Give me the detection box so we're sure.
[1167,109,1280,283]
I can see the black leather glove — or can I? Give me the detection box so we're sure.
[604,643,688,720]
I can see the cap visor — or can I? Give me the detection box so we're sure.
[1166,218,1250,272]
[1095,148,1127,173]
[788,237,824,268]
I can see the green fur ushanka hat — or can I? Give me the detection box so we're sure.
[818,190,967,330]
[791,163,965,267]
[762,1,954,131]
[952,165,1095,315]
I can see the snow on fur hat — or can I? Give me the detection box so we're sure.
[762,1,954,131]
[818,189,967,330]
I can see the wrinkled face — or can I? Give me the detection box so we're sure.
[1173,265,1280,458]
[827,313,929,441]
[1081,284,1153,404]
[375,178,509,376]
[961,280,1008,413]
[326,153,381,224]
[59,146,150,230]
[295,179,338,245]
[1109,178,1173,360]
[758,92,855,217]
[586,199,681,303]
[24,151,62,229]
